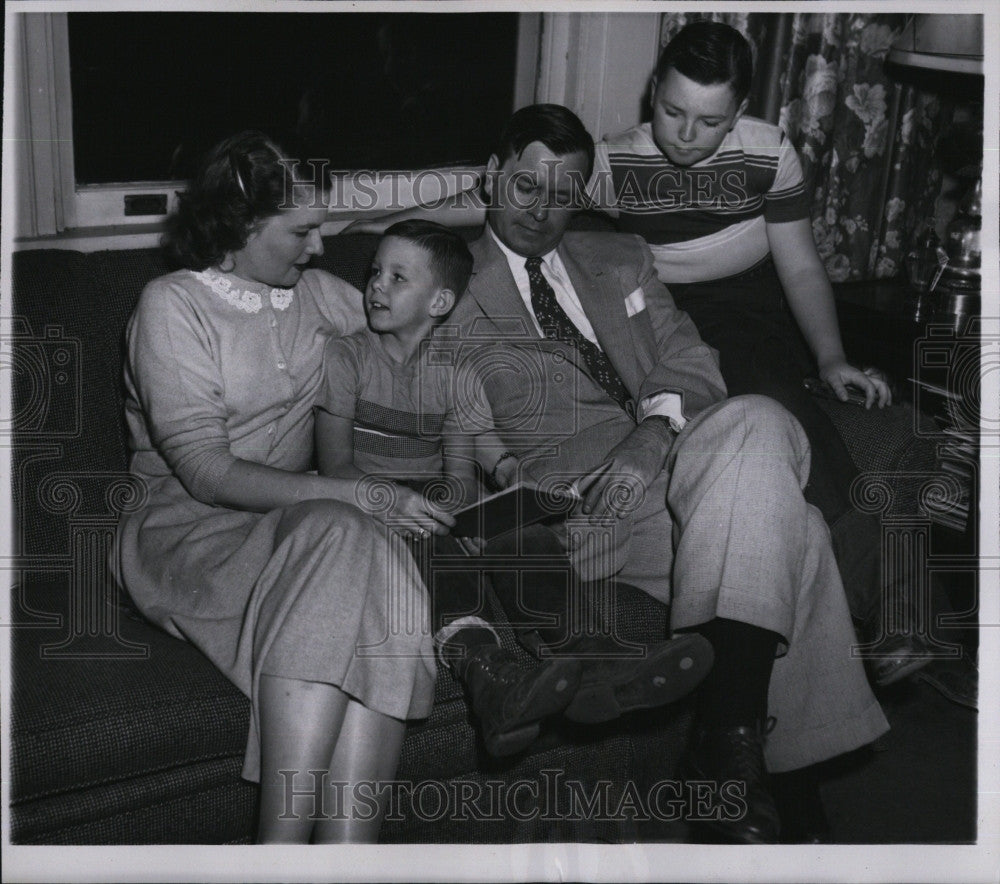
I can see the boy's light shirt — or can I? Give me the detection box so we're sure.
[487,226,686,429]
[586,120,806,284]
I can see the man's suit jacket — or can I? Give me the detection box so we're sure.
[445,230,726,480]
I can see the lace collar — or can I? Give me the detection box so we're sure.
[194,268,295,314]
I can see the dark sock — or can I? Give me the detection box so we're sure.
[689,617,781,728]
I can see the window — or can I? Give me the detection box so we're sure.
[11,10,665,244]
[12,10,538,239]
[68,12,521,182]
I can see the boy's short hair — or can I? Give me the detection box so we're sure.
[383,219,474,298]
[656,21,753,105]
[492,104,595,180]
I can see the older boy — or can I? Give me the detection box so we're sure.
[588,21,925,684]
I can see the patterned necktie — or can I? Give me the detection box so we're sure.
[524,256,632,413]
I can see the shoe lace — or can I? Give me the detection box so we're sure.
[469,646,525,690]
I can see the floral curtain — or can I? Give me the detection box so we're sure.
[660,12,960,282]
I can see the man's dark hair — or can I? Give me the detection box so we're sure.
[492,104,595,180]
[655,21,754,105]
[383,219,474,298]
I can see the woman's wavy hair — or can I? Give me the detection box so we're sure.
[163,131,308,270]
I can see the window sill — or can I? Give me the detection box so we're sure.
[12,165,486,253]
[10,210,458,254]
[13,222,168,253]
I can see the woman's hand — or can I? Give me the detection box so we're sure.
[819,360,892,409]
[355,478,455,539]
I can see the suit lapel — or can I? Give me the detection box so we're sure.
[558,239,640,394]
[466,233,639,398]
[465,235,538,336]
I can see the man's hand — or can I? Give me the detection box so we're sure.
[575,419,675,519]
[339,218,392,235]
[819,359,892,409]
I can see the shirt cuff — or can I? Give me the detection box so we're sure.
[638,392,686,431]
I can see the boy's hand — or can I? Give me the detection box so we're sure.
[819,360,892,409]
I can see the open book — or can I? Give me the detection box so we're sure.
[451,481,581,540]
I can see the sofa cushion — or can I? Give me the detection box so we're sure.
[10,583,250,812]
[819,399,940,517]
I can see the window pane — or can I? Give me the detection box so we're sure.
[68,12,518,183]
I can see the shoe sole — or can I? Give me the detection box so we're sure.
[687,815,779,845]
[915,667,978,710]
[563,634,713,724]
[873,652,933,687]
[483,657,583,757]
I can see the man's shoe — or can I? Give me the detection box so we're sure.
[916,655,978,710]
[681,722,780,844]
[561,634,713,724]
[857,612,933,687]
[868,635,933,687]
[453,644,582,757]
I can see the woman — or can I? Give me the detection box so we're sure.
[115,131,446,843]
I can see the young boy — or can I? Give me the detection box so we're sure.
[313,220,577,757]
[314,220,712,756]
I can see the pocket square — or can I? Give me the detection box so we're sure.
[625,287,646,318]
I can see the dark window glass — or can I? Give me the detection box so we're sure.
[68,12,518,183]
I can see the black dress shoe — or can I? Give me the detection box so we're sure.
[560,634,714,724]
[681,722,780,844]
[916,654,978,710]
[856,593,933,687]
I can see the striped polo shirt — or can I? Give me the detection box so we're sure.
[317,327,459,481]
[588,117,810,284]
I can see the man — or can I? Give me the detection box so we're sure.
[443,104,888,844]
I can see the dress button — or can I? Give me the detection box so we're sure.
[267,426,275,435]
[271,318,277,328]
[277,361,286,369]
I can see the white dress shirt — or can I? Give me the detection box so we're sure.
[488,226,686,429]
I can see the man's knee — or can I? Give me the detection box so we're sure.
[708,394,808,452]
[672,394,811,486]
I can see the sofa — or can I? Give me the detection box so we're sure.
[7,229,939,844]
